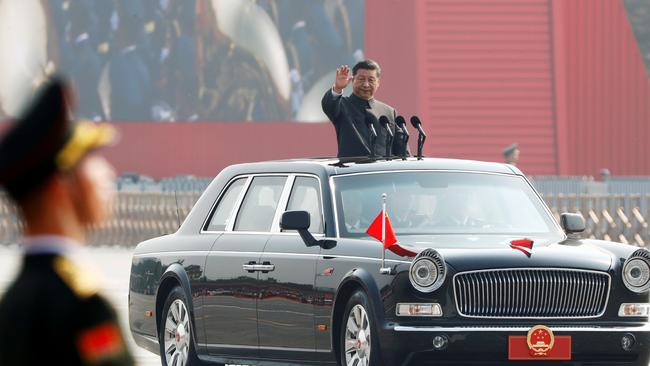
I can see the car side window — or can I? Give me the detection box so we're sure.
[284,176,323,233]
[205,178,246,231]
[234,176,287,232]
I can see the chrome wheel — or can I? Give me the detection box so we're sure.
[164,299,191,366]
[344,304,371,366]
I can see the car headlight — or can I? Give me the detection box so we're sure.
[409,249,446,293]
[622,249,650,293]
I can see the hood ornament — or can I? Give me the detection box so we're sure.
[510,239,534,257]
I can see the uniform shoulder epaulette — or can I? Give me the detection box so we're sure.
[53,256,99,299]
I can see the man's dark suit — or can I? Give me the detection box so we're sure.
[322,89,409,157]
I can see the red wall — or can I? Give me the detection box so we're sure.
[414,0,558,174]
[553,0,650,176]
[105,122,335,178]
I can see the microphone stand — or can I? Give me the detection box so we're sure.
[385,132,394,160]
[368,122,377,159]
[379,116,393,160]
[410,116,427,160]
[416,131,426,160]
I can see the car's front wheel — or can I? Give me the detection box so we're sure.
[339,290,383,366]
[159,286,208,366]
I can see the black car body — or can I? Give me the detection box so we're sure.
[129,157,650,366]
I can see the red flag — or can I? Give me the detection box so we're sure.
[510,239,534,258]
[387,243,417,257]
[365,209,417,257]
[366,210,397,248]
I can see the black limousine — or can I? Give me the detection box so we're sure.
[129,157,650,366]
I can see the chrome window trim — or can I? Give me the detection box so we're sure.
[201,174,286,234]
[202,173,327,235]
[329,175,340,238]
[225,176,253,232]
[393,324,650,333]
[329,169,565,238]
[270,175,295,233]
[200,175,251,233]
[232,174,289,232]
[280,174,326,235]
[452,267,612,319]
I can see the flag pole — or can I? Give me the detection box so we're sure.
[380,193,391,275]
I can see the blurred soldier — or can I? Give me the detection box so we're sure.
[0,78,133,366]
[600,168,611,182]
[322,59,409,157]
[502,143,520,165]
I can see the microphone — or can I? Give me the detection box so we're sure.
[395,116,409,137]
[410,115,427,160]
[378,116,393,137]
[395,116,409,160]
[410,116,427,137]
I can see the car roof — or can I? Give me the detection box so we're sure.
[222,157,520,177]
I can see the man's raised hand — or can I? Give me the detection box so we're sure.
[334,65,353,94]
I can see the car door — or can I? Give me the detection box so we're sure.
[202,175,287,358]
[257,175,324,361]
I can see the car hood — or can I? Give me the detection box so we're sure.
[397,235,613,272]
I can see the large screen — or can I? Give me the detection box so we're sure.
[0,0,364,122]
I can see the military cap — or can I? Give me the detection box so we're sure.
[502,143,519,157]
[0,77,115,199]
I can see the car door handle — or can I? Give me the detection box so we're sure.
[256,264,275,273]
[242,263,275,272]
[243,264,258,272]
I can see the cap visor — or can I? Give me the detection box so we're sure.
[56,121,117,170]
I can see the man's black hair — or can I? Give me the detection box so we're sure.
[352,59,381,78]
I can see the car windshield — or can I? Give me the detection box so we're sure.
[333,171,559,237]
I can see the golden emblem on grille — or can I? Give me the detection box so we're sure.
[526,325,555,356]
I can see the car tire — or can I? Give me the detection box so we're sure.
[159,286,210,366]
[339,290,384,366]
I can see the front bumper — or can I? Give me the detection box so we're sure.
[384,323,650,366]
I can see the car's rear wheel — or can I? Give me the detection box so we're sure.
[159,286,210,366]
[339,290,383,366]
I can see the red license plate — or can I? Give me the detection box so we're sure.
[508,335,572,360]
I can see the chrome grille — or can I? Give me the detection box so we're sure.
[453,269,610,318]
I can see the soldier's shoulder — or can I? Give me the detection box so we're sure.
[53,256,101,299]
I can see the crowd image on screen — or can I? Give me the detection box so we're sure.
[625,0,650,74]
[13,0,364,122]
